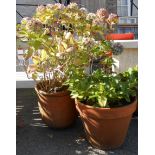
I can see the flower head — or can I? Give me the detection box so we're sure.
[82,37,95,47]
[21,17,31,25]
[46,4,54,9]
[80,7,88,14]
[67,3,78,9]
[44,28,50,35]
[47,3,65,10]
[107,13,118,25]
[92,18,105,26]
[96,8,109,19]
[66,47,74,53]
[56,52,64,58]
[36,5,46,14]
[26,18,43,32]
[55,3,65,9]
[64,32,72,40]
[86,13,96,20]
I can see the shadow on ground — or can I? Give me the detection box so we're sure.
[16,89,138,155]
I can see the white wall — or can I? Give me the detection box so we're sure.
[113,40,138,73]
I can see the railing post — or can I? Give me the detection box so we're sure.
[130,0,133,16]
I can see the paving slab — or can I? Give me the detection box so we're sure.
[16,89,138,155]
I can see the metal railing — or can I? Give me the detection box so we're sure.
[16,0,71,21]
[130,0,138,16]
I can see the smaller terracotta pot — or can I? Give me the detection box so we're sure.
[105,51,112,57]
[76,99,137,150]
[35,83,77,128]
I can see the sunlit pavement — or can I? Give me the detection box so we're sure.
[16,89,138,155]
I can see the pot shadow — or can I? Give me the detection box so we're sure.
[30,106,48,128]
[16,88,137,155]
[16,104,25,128]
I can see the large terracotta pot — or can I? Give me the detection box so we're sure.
[75,99,137,149]
[106,33,134,40]
[133,100,138,117]
[35,82,77,128]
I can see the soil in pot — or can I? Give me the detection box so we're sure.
[35,81,77,128]
[75,99,137,150]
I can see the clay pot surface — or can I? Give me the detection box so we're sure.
[75,99,137,149]
[105,51,112,57]
[35,83,77,128]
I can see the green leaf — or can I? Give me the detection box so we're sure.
[32,73,38,80]
[98,96,107,107]
[40,50,48,61]
[61,41,68,49]
[99,83,104,92]
[32,56,41,65]
[24,48,33,60]
[57,44,64,52]
[29,40,41,50]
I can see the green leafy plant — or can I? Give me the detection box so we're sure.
[66,66,138,108]
[16,3,118,93]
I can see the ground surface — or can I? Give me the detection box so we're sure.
[16,89,138,155]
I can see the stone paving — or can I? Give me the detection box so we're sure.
[16,89,138,155]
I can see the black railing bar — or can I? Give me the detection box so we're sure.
[16,0,69,6]
[130,0,138,10]
[17,3,84,8]
[65,0,70,5]
[16,4,45,6]
[53,0,58,3]
[130,0,138,16]
[16,10,24,18]
[53,0,70,4]
[130,0,133,16]
[132,2,138,10]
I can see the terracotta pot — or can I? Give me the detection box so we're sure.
[133,100,138,117]
[75,99,137,150]
[35,83,77,128]
[106,33,134,40]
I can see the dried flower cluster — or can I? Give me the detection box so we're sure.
[17,3,119,92]
[111,42,124,55]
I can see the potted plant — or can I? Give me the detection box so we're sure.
[55,4,138,149]
[66,66,138,149]
[16,3,118,128]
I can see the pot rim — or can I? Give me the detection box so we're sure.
[75,98,137,111]
[35,85,70,97]
[76,99,137,119]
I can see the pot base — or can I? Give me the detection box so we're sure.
[87,136,123,150]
